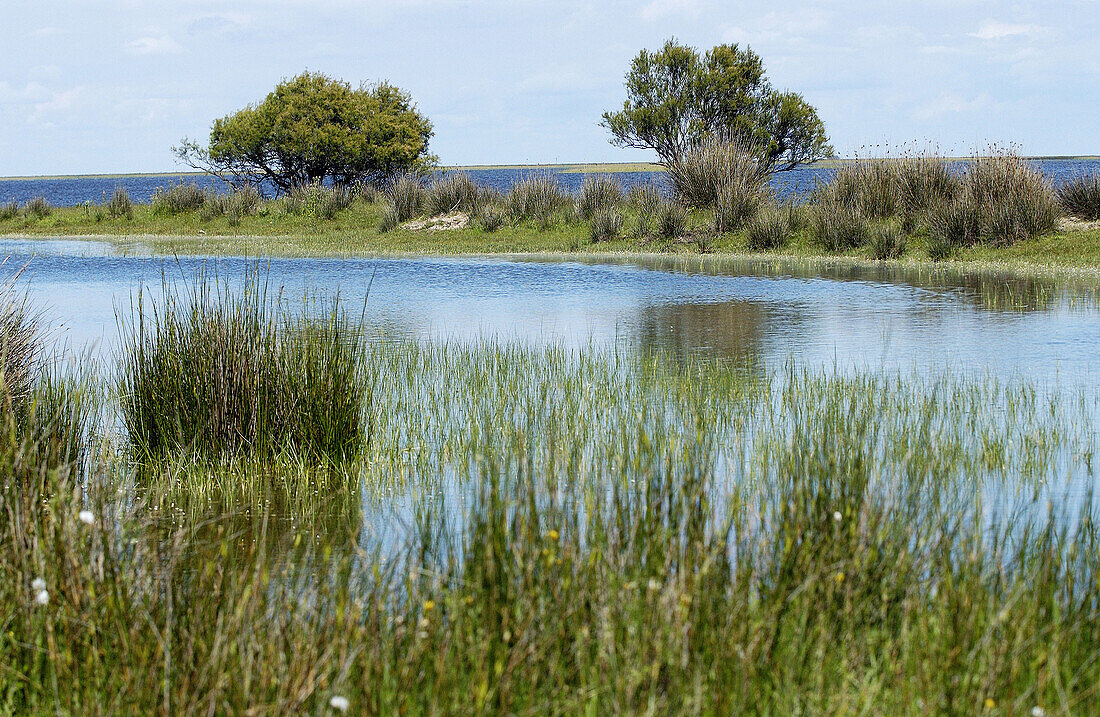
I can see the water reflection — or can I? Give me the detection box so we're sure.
[634,300,770,365]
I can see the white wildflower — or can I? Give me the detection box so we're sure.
[329,695,349,712]
[833,511,842,522]
[1031,708,1046,717]
[35,590,49,606]
[31,577,46,592]
[78,510,95,525]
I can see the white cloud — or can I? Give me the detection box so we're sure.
[127,35,184,55]
[970,22,1045,40]
[914,91,995,120]
[640,0,702,22]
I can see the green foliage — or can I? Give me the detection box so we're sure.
[1059,174,1100,220]
[813,201,870,251]
[377,202,401,233]
[869,223,906,260]
[506,175,569,229]
[602,39,832,171]
[477,202,506,232]
[588,207,624,242]
[575,175,624,221]
[627,182,662,237]
[745,205,790,250]
[655,201,689,240]
[385,173,426,221]
[106,187,134,220]
[24,196,51,220]
[0,201,19,221]
[152,183,207,215]
[426,173,481,215]
[176,72,434,193]
[118,272,369,465]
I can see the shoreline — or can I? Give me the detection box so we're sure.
[6,231,1100,282]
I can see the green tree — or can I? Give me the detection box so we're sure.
[175,72,434,193]
[602,40,832,171]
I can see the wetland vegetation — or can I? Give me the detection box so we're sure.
[1,266,1099,713]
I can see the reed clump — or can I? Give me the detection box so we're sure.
[655,201,689,240]
[385,173,427,222]
[506,175,570,229]
[426,173,482,216]
[106,187,134,220]
[152,182,207,215]
[667,139,767,210]
[118,273,369,466]
[23,196,51,220]
[745,205,791,250]
[812,201,870,250]
[575,175,624,222]
[0,201,20,221]
[588,207,624,242]
[627,182,662,237]
[1058,173,1100,220]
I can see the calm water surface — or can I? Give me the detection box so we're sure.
[6,238,1099,390]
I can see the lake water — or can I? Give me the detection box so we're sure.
[2,158,1098,207]
[6,238,1099,392]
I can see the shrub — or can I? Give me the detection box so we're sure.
[24,196,51,220]
[822,160,901,219]
[0,282,40,411]
[813,202,870,251]
[1058,174,1100,220]
[385,173,426,221]
[713,178,769,234]
[627,183,662,237]
[0,201,19,221]
[316,185,354,220]
[589,207,624,242]
[377,202,401,232]
[964,152,1058,243]
[667,139,767,209]
[506,175,569,229]
[745,206,790,250]
[426,173,481,216]
[927,196,982,250]
[575,175,624,222]
[477,203,506,232]
[152,183,206,215]
[896,155,960,215]
[119,272,369,465]
[107,187,134,220]
[869,224,906,260]
[655,201,689,241]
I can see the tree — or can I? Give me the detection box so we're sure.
[601,40,832,171]
[175,72,434,193]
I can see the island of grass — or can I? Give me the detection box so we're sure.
[1,150,1099,276]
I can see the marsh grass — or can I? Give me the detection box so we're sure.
[0,201,20,221]
[575,174,624,222]
[813,201,871,251]
[1058,173,1100,221]
[667,139,767,209]
[152,182,207,215]
[3,337,1099,712]
[627,182,662,238]
[588,207,624,242]
[106,187,134,220]
[426,173,482,216]
[118,271,370,467]
[386,173,427,222]
[506,174,570,229]
[745,205,791,250]
[23,196,51,220]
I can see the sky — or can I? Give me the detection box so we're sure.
[1,0,1097,176]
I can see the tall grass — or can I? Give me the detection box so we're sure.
[426,173,482,216]
[506,175,570,229]
[2,337,1098,712]
[667,139,768,211]
[152,182,207,215]
[23,196,51,220]
[0,200,20,221]
[627,182,662,238]
[385,173,427,222]
[575,175,624,222]
[118,272,370,466]
[1058,173,1100,220]
[106,187,134,220]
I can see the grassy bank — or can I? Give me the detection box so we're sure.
[3,197,1100,275]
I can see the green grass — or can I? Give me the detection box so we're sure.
[4,194,1100,277]
[2,333,1099,712]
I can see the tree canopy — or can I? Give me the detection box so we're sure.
[601,40,833,171]
[176,72,434,192]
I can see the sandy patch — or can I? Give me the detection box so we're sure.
[1059,216,1100,232]
[403,212,470,232]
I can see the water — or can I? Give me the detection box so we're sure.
[2,158,1097,207]
[8,239,1099,391]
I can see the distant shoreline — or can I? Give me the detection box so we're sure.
[3,156,1098,182]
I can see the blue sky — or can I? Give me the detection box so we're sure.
[1,0,1097,175]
